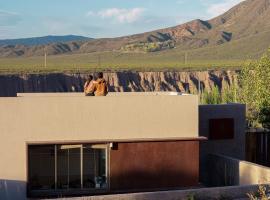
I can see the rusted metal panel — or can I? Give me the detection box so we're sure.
[109,141,199,191]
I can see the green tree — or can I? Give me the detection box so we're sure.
[240,49,270,128]
[201,85,221,104]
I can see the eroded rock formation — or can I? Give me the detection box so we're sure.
[0,70,240,96]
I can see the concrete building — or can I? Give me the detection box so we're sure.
[198,104,246,186]
[0,92,204,199]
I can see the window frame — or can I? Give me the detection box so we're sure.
[27,142,110,198]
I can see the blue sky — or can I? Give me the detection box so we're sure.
[0,0,244,39]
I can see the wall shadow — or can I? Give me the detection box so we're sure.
[0,179,26,200]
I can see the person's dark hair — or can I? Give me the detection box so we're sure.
[97,72,103,79]
[87,75,93,81]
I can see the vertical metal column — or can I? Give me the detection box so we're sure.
[68,149,70,189]
[54,145,57,190]
[80,146,83,189]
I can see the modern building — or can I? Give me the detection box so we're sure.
[0,92,204,199]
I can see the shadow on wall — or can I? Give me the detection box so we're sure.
[205,154,270,187]
[0,179,26,200]
[109,170,198,191]
[206,154,240,187]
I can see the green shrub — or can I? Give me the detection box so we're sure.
[240,49,270,128]
[200,84,239,105]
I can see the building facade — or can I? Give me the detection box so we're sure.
[0,92,203,199]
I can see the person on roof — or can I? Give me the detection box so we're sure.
[84,75,95,96]
[93,72,108,96]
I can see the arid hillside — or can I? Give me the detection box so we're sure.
[0,70,239,97]
[0,0,269,59]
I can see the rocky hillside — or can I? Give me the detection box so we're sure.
[1,0,270,58]
[0,70,239,97]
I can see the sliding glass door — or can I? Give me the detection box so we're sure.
[57,145,81,189]
[83,145,107,189]
[28,144,108,193]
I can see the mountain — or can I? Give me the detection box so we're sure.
[0,0,270,59]
[0,35,91,46]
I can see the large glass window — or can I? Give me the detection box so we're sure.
[83,144,107,189]
[28,144,108,193]
[28,145,55,190]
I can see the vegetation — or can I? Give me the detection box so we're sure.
[196,48,270,129]
[0,49,244,74]
[121,40,175,52]
[247,185,269,200]
[239,49,270,128]
[199,84,238,105]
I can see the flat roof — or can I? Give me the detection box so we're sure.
[17,92,192,97]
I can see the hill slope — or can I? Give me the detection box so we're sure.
[0,0,269,70]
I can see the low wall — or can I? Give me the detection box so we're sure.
[206,154,270,187]
[56,185,265,200]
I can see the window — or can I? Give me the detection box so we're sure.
[28,145,55,190]
[209,118,234,140]
[28,144,108,194]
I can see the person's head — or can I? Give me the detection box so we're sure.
[87,75,93,82]
[97,72,103,79]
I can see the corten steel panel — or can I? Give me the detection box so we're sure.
[109,141,199,191]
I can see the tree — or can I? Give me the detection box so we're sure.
[240,49,270,128]
[201,85,221,104]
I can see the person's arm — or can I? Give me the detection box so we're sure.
[89,81,97,93]
[84,81,89,93]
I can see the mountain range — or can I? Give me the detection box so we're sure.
[0,35,90,47]
[1,0,270,59]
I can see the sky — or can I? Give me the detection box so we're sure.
[0,0,244,39]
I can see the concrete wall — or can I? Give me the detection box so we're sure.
[199,104,246,184]
[55,185,265,200]
[0,93,198,200]
[206,154,270,187]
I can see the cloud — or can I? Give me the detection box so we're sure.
[206,0,244,18]
[85,11,95,17]
[0,10,21,26]
[86,8,145,24]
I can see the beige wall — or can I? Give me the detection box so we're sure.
[0,93,198,199]
[240,161,270,185]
